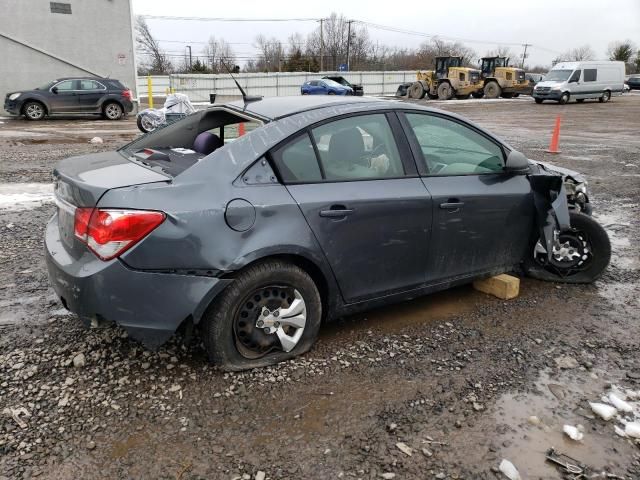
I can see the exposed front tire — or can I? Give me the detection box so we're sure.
[559,92,570,105]
[103,102,123,120]
[483,81,501,99]
[437,82,453,100]
[599,90,611,103]
[202,260,322,371]
[523,212,611,284]
[23,101,46,121]
[407,82,426,99]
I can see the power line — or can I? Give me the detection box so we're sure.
[141,15,320,22]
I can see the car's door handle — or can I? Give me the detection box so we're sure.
[439,200,465,211]
[319,206,354,218]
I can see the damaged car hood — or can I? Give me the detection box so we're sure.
[529,160,586,183]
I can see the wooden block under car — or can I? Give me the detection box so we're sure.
[473,274,520,300]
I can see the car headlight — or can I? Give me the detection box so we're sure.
[551,86,561,91]
[9,93,21,101]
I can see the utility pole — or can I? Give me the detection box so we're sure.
[346,20,354,71]
[186,45,192,71]
[520,43,531,69]
[319,18,324,72]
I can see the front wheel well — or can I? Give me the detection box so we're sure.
[21,100,48,115]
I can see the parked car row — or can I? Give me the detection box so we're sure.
[4,77,134,120]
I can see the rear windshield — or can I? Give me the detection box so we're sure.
[119,108,264,176]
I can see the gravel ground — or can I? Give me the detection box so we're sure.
[1,95,639,479]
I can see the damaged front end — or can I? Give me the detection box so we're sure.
[532,161,592,215]
[523,159,610,283]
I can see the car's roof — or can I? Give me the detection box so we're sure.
[225,96,392,121]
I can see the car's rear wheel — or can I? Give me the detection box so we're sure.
[23,101,46,121]
[599,90,611,103]
[202,260,322,371]
[523,212,610,283]
[535,98,543,104]
[103,102,123,120]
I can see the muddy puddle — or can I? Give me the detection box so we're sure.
[492,368,637,478]
[321,285,484,340]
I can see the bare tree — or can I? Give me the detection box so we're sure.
[253,34,285,72]
[554,45,595,64]
[135,16,173,74]
[203,36,236,73]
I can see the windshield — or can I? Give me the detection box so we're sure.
[37,81,56,90]
[545,70,573,81]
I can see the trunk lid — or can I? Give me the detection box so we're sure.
[53,151,169,257]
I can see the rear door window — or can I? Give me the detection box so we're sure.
[79,80,104,90]
[310,114,404,181]
[584,69,597,82]
[271,133,323,183]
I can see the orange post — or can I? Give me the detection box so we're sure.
[547,115,562,153]
[238,122,245,137]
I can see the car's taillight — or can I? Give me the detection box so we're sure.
[122,89,132,100]
[73,208,165,261]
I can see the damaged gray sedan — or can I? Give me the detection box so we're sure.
[45,96,610,370]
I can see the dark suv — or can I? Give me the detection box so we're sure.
[4,77,134,121]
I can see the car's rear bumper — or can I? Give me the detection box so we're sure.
[122,99,134,113]
[45,213,232,348]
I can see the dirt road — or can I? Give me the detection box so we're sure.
[1,95,639,479]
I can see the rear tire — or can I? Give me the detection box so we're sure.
[23,101,46,121]
[484,81,501,99]
[599,90,611,103]
[202,260,322,371]
[437,82,453,100]
[559,92,570,105]
[103,102,123,120]
[535,98,544,104]
[522,211,611,284]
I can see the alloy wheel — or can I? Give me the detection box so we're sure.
[26,104,44,120]
[233,286,307,359]
[105,104,122,120]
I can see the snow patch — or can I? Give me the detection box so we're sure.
[0,183,54,211]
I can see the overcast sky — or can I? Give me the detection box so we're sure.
[133,0,640,68]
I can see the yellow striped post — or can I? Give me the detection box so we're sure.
[147,76,153,109]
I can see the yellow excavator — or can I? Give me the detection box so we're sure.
[475,57,531,98]
[406,56,483,100]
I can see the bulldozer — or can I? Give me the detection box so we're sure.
[476,57,531,98]
[406,56,483,100]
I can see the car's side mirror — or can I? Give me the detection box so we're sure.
[51,86,58,94]
[505,150,530,173]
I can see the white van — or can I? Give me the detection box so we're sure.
[532,61,625,104]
